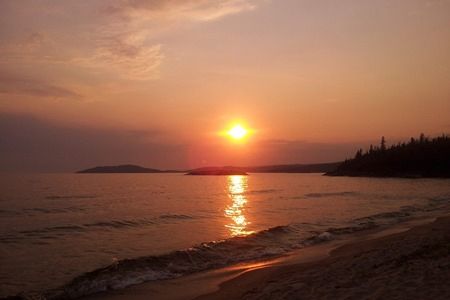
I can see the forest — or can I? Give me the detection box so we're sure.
[326,134,450,178]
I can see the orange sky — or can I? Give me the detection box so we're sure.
[0,0,449,171]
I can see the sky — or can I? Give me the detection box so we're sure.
[0,0,449,172]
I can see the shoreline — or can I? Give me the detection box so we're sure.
[198,215,450,300]
[80,214,449,300]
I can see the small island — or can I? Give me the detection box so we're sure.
[77,164,164,173]
[186,167,248,176]
[326,134,450,178]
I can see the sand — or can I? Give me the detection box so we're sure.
[197,216,450,300]
[83,216,450,300]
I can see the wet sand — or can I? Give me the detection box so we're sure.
[83,215,450,300]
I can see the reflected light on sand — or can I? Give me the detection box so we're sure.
[225,176,254,237]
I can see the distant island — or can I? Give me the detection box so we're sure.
[77,164,167,173]
[186,162,340,175]
[326,134,450,178]
[187,168,248,176]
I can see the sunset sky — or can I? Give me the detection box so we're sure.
[1,0,449,171]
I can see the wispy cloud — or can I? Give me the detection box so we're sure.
[105,0,259,22]
[0,71,81,99]
[74,42,164,80]
[0,31,50,61]
[0,1,261,81]
[92,0,260,79]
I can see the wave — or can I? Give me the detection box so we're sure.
[0,207,87,218]
[83,219,156,229]
[0,209,22,217]
[45,218,386,299]
[46,195,97,200]
[303,191,359,198]
[11,195,450,300]
[1,214,199,244]
[245,189,280,195]
[43,225,311,299]
[159,214,195,220]
[24,207,87,215]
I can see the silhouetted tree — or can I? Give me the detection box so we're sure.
[420,133,425,143]
[355,148,363,159]
[380,136,386,151]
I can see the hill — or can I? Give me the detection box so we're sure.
[77,164,164,173]
[326,134,450,178]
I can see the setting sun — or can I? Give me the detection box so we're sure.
[227,125,248,140]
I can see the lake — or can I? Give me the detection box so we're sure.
[1,173,449,298]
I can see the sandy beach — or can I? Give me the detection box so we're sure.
[81,215,450,300]
[199,215,450,300]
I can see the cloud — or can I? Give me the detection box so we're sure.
[0,1,262,81]
[13,31,47,52]
[22,32,46,48]
[0,71,82,99]
[0,31,49,61]
[91,0,260,79]
[75,42,164,80]
[105,0,259,22]
[98,43,164,80]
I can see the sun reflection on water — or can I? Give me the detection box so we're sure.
[225,175,254,237]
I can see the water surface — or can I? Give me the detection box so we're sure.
[0,173,449,297]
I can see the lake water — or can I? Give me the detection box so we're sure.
[1,173,449,298]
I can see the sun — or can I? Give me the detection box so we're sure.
[227,124,248,140]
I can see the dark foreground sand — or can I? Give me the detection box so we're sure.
[84,216,450,300]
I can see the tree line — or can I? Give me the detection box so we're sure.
[327,134,450,177]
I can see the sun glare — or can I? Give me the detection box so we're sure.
[227,124,248,140]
